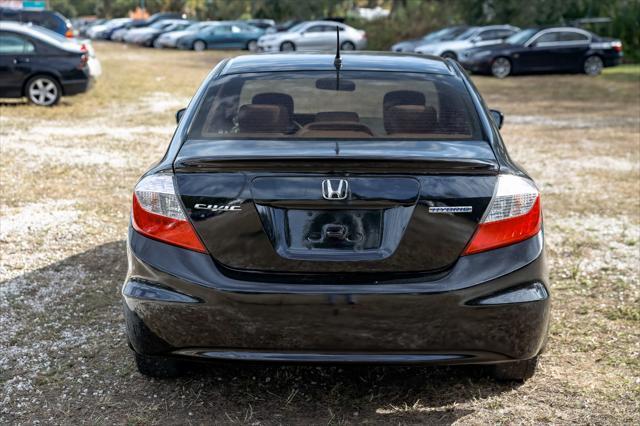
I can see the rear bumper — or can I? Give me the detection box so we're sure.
[61,77,92,96]
[123,230,550,364]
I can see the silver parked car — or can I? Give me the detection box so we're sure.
[154,21,217,48]
[257,20,366,52]
[414,25,519,60]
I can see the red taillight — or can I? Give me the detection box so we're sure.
[78,53,88,68]
[80,43,88,52]
[65,29,74,38]
[131,175,207,253]
[462,175,542,255]
[612,41,622,52]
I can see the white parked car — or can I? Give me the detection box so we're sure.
[257,20,367,52]
[154,21,218,48]
[414,25,519,60]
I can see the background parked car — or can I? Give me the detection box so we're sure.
[88,18,131,40]
[28,23,102,78]
[124,19,189,45]
[177,21,263,51]
[257,20,366,52]
[0,22,92,106]
[111,12,183,42]
[459,26,623,78]
[153,21,217,49]
[391,26,469,52]
[0,7,73,38]
[134,20,192,47]
[414,25,519,60]
[110,21,140,41]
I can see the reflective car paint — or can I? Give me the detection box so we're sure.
[459,27,623,75]
[122,53,550,374]
[0,22,91,98]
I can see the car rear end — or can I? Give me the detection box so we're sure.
[590,35,624,67]
[123,56,550,377]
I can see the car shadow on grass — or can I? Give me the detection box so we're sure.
[3,240,522,424]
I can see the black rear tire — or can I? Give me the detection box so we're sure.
[491,57,512,79]
[25,75,61,106]
[280,41,295,51]
[134,352,186,378]
[341,41,356,51]
[193,40,206,51]
[490,356,539,382]
[441,51,457,60]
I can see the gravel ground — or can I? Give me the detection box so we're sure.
[1,44,639,424]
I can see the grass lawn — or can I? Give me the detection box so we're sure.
[1,43,638,424]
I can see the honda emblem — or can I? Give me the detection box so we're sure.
[322,179,349,200]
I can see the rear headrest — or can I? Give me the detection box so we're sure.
[385,105,438,134]
[315,111,360,122]
[252,92,294,118]
[237,104,289,134]
[383,90,426,110]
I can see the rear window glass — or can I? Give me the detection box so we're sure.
[187,71,483,140]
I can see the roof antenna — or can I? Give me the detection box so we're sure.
[334,26,342,70]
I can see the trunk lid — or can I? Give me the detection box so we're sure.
[174,139,498,278]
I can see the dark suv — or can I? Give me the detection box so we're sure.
[0,8,73,37]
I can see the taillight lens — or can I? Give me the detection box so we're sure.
[65,29,74,38]
[77,53,88,69]
[131,174,207,253]
[462,175,541,255]
[612,41,622,52]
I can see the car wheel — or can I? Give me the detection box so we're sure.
[193,40,206,51]
[280,41,295,52]
[341,41,356,51]
[441,51,457,60]
[490,356,539,381]
[583,55,603,76]
[134,352,187,378]
[491,57,512,79]
[26,75,61,106]
[247,40,258,52]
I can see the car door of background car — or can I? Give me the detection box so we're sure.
[554,31,591,70]
[298,25,332,50]
[230,24,252,48]
[0,32,35,97]
[523,30,590,72]
[518,31,560,71]
[205,25,231,48]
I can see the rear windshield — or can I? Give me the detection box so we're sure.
[187,71,483,140]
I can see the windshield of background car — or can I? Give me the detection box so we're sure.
[187,71,483,140]
[422,28,450,42]
[287,22,308,33]
[506,28,537,45]
[455,27,479,40]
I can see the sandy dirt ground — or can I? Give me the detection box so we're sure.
[1,43,639,424]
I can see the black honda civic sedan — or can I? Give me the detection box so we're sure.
[0,22,92,105]
[459,26,623,78]
[123,52,550,381]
